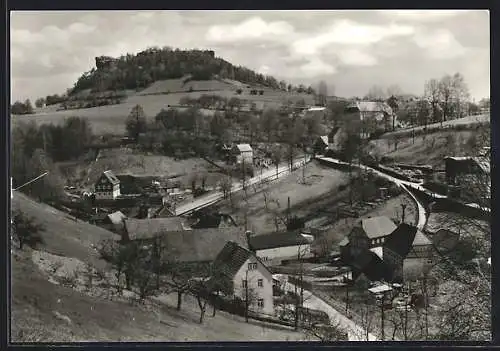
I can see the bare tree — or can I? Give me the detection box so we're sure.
[219,175,233,200]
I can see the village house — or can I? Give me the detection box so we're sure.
[247,229,315,265]
[213,241,274,315]
[348,223,434,283]
[339,216,397,261]
[444,156,491,198]
[124,219,248,264]
[94,170,121,200]
[343,101,395,139]
[231,144,253,165]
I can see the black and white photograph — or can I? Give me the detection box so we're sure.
[10,9,491,343]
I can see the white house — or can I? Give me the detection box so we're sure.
[94,170,121,200]
[232,144,253,165]
[247,230,315,265]
[214,241,274,315]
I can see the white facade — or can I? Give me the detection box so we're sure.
[233,256,274,315]
[95,185,120,200]
[256,244,311,263]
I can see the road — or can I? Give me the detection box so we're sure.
[276,276,378,341]
[175,156,312,215]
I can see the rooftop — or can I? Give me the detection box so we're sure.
[235,144,253,153]
[359,216,397,239]
[124,217,189,240]
[103,170,120,185]
[248,229,314,251]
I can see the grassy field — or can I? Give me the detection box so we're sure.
[366,129,485,168]
[11,78,315,136]
[217,162,349,234]
[11,192,310,342]
[382,114,490,138]
[83,148,225,188]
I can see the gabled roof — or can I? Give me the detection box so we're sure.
[235,144,252,152]
[412,229,432,246]
[347,101,393,114]
[125,217,188,240]
[249,230,313,251]
[103,170,120,185]
[107,211,126,225]
[360,216,397,239]
[213,241,270,280]
[383,223,417,258]
[318,136,328,145]
[338,237,350,247]
[134,227,248,263]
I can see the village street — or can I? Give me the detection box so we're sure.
[277,276,379,341]
[175,156,312,215]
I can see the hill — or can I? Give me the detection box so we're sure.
[11,192,309,342]
[70,48,296,96]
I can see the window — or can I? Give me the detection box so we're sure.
[242,279,247,288]
[248,262,257,270]
[258,279,263,287]
[257,299,264,308]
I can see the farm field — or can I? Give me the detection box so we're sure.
[11,78,316,136]
[217,162,349,234]
[11,191,310,342]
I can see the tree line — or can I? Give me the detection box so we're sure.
[11,117,93,201]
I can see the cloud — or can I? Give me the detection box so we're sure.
[336,48,378,66]
[206,17,294,43]
[414,29,466,59]
[381,10,467,22]
[291,20,414,55]
[299,57,337,77]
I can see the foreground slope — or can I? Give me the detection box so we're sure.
[11,192,308,342]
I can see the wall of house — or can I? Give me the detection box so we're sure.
[233,257,274,315]
[256,244,311,262]
[236,151,253,165]
[94,175,120,200]
[403,257,434,280]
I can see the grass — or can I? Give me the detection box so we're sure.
[366,129,484,168]
[11,78,316,136]
[11,191,119,269]
[11,192,310,342]
[82,147,225,189]
[217,162,349,234]
[383,114,490,138]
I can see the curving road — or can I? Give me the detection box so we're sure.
[276,275,378,341]
[175,156,312,215]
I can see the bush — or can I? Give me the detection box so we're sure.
[12,210,45,250]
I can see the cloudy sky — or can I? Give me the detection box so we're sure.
[10,10,489,103]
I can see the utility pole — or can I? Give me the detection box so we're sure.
[287,196,291,227]
[401,203,408,223]
[380,293,385,341]
[345,274,349,315]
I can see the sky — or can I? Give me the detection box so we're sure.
[10,10,490,103]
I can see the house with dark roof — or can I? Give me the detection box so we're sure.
[339,216,397,260]
[213,241,274,315]
[247,229,315,265]
[348,223,434,283]
[94,170,121,200]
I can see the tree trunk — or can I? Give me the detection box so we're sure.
[197,296,206,324]
[177,291,182,310]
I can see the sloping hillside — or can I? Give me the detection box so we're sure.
[137,76,237,95]
[11,192,309,342]
[366,127,489,168]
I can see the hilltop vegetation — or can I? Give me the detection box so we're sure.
[70,47,310,95]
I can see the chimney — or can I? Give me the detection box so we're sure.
[245,231,254,252]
